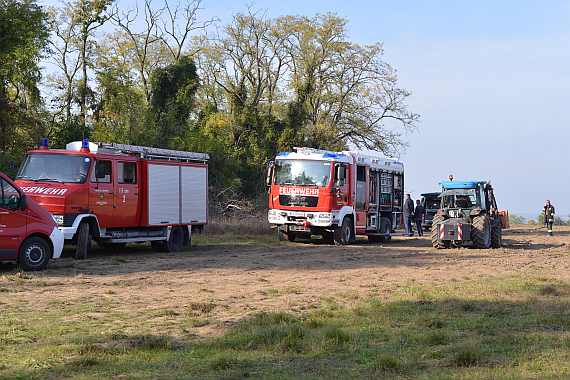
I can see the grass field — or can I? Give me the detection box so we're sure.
[2,228,570,379]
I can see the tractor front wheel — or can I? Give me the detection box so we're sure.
[491,224,502,248]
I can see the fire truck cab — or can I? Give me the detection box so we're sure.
[267,147,406,245]
[15,139,208,260]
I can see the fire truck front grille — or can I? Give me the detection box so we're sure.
[53,213,79,227]
[279,195,318,207]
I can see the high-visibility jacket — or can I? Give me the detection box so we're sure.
[543,205,555,224]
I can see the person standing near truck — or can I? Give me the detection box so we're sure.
[404,194,414,236]
[543,200,555,236]
[414,199,424,237]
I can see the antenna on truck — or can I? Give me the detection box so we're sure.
[96,143,209,162]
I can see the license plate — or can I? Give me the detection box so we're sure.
[288,211,305,217]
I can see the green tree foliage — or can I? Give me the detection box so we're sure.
[6,1,419,210]
[147,55,199,148]
[0,0,50,173]
[538,213,545,224]
[509,214,527,225]
[193,10,418,201]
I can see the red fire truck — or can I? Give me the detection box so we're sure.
[1,171,64,270]
[267,147,406,245]
[15,139,208,259]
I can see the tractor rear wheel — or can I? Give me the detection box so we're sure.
[491,224,502,248]
[431,214,450,249]
[472,214,491,249]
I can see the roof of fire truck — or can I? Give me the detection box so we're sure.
[28,139,209,162]
[276,147,404,172]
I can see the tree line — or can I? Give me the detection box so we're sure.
[0,0,418,213]
[509,214,569,226]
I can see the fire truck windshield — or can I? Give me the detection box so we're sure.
[17,153,92,184]
[273,160,332,187]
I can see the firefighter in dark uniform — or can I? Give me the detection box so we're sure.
[543,200,555,236]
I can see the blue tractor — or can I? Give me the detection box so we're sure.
[431,178,503,249]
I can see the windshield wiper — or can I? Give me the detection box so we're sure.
[16,175,32,179]
[36,178,62,183]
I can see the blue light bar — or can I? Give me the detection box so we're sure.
[41,138,49,147]
[82,139,90,149]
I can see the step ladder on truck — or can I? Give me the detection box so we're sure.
[15,139,209,260]
[267,147,408,245]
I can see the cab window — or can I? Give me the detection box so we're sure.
[91,160,112,183]
[118,162,137,184]
[0,178,21,211]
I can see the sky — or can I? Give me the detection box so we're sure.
[40,0,570,219]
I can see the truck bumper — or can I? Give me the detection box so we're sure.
[437,219,471,241]
[60,226,77,240]
[268,209,335,228]
[50,227,64,259]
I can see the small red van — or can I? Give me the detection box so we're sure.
[0,172,63,270]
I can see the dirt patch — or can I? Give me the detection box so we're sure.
[1,224,569,339]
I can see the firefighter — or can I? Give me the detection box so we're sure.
[404,194,414,236]
[543,200,555,236]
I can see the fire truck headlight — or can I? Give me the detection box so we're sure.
[53,214,63,226]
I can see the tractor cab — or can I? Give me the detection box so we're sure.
[437,181,489,219]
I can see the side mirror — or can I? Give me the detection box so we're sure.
[337,166,346,181]
[266,161,274,187]
[95,163,106,179]
[20,193,27,211]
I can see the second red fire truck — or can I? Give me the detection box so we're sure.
[267,147,407,244]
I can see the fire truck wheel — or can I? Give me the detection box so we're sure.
[163,226,184,252]
[75,222,90,260]
[471,214,491,249]
[334,217,352,245]
[279,230,296,242]
[151,241,165,251]
[491,224,502,248]
[18,237,51,271]
[431,214,450,249]
[368,235,379,243]
[380,218,392,243]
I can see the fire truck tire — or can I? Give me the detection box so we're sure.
[151,241,165,251]
[18,237,51,271]
[491,224,502,248]
[368,235,380,243]
[380,218,392,243]
[472,214,491,249]
[75,222,90,260]
[334,217,352,245]
[163,226,184,252]
[431,214,450,249]
[279,230,296,242]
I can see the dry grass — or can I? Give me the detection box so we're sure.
[205,215,273,236]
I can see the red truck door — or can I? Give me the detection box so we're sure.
[89,159,114,228]
[114,160,141,227]
[0,175,26,259]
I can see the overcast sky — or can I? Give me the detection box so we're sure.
[40,0,570,218]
